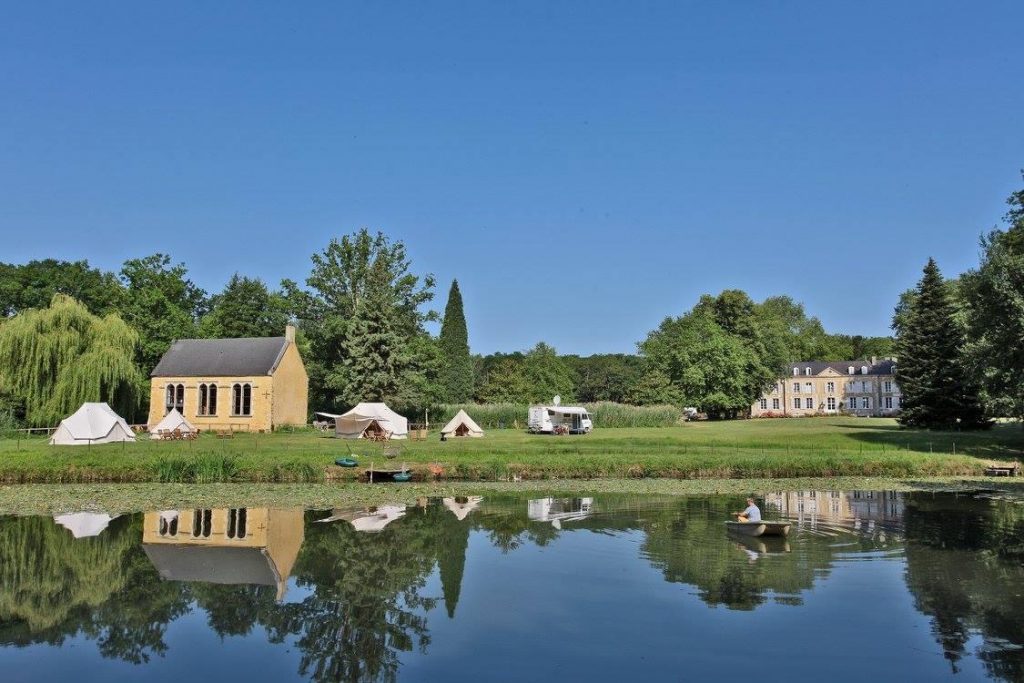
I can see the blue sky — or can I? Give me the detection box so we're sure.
[2,2,1022,354]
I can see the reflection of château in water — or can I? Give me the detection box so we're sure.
[764,490,904,535]
[527,498,594,528]
[142,507,304,601]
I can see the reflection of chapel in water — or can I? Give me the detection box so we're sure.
[142,507,304,601]
[764,491,904,532]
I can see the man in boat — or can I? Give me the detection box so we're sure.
[734,497,761,523]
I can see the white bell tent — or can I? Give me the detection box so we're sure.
[149,409,196,439]
[440,409,484,438]
[334,403,409,440]
[49,402,136,446]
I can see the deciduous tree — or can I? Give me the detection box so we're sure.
[0,295,141,425]
[117,254,206,372]
[963,179,1024,420]
[199,274,290,339]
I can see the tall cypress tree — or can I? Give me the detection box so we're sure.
[438,280,474,402]
[893,259,986,429]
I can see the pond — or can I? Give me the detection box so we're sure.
[1,489,1022,682]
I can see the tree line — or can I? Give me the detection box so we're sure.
[0,235,890,426]
[1,175,1021,428]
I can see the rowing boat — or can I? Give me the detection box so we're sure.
[725,520,792,537]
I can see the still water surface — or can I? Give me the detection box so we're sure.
[1,490,1022,682]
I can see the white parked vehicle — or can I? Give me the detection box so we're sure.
[528,405,593,434]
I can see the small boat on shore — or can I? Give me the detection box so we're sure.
[725,520,791,537]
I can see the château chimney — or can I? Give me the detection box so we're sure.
[285,324,296,342]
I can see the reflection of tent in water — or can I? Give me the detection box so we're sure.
[149,409,196,439]
[49,402,136,445]
[53,512,117,538]
[317,505,407,532]
[440,410,484,438]
[141,507,304,601]
[443,496,483,521]
[333,403,409,440]
[527,497,594,529]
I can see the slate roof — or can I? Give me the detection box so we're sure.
[150,337,289,377]
[142,544,279,586]
[787,359,896,377]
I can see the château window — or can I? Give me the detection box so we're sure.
[805,397,813,409]
[827,397,836,410]
[232,383,252,416]
[826,381,835,393]
[772,398,780,410]
[861,366,869,375]
[885,397,893,409]
[848,366,855,375]
[804,367,811,376]
[198,383,218,416]
[793,367,799,376]
[793,398,801,409]
[165,383,184,416]
[804,382,812,393]
[192,509,212,538]
[760,399,768,410]
[227,508,248,539]
[884,381,892,393]
[793,383,800,393]
[862,397,871,409]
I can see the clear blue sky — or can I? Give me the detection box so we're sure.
[2,2,1022,354]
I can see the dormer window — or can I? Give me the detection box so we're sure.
[804,367,811,376]
[848,366,855,375]
[861,366,869,375]
[793,368,799,376]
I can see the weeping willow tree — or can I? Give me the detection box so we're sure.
[0,294,141,426]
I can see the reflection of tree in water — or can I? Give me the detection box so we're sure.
[0,504,475,682]
[0,515,188,662]
[190,504,471,683]
[475,509,559,553]
[902,493,1024,680]
[5,492,1023,681]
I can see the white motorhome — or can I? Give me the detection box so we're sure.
[528,405,593,434]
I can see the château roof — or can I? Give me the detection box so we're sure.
[151,337,289,377]
[787,359,896,377]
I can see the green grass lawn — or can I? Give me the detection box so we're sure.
[1,417,1020,483]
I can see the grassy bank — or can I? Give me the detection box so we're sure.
[2,477,1023,516]
[0,418,1019,484]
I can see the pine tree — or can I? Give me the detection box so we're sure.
[438,280,474,402]
[894,259,987,429]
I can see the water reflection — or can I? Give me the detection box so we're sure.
[317,505,407,532]
[142,508,304,601]
[0,490,1021,681]
[527,496,594,528]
